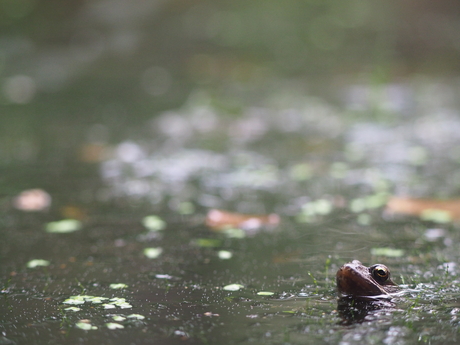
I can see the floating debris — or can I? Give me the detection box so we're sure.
[109,283,128,290]
[142,215,166,231]
[106,322,124,330]
[257,291,275,296]
[13,188,51,211]
[26,259,50,268]
[144,247,163,259]
[218,250,233,259]
[223,284,244,291]
[386,197,460,222]
[76,320,97,330]
[370,247,405,258]
[45,219,82,233]
[206,209,279,231]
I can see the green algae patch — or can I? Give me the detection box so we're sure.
[370,247,405,258]
[142,215,166,231]
[144,247,163,259]
[193,238,222,248]
[46,219,82,233]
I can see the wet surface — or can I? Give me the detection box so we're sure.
[3,1,460,344]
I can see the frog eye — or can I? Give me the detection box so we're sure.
[370,264,390,283]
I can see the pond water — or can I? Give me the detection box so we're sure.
[2,1,460,345]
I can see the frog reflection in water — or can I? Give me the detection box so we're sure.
[336,260,399,324]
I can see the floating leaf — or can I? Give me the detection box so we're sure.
[46,219,82,233]
[257,291,275,296]
[110,283,128,290]
[127,314,145,320]
[106,323,124,330]
[194,238,222,248]
[111,315,126,322]
[218,250,233,259]
[370,247,404,258]
[26,259,50,268]
[64,307,81,312]
[289,163,312,181]
[118,303,132,309]
[223,284,244,291]
[103,304,116,309]
[155,274,173,279]
[420,209,452,224]
[63,298,86,305]
[386,197,460,222]
[206,209,279,231]
[221,228,246,239]
[178,201,195,215]
[76,321,96,330]
[142,215,166,231]
[144,247,163,259]
[296,199,333,223]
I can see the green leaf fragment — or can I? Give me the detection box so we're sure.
[46,219,82,233]
[222,228,246,239]
[111,315,126,322]
[194,238,222,248]
[257,291,275,296]
[223,284,244,291]
[64,307,81,312]
[178,201,195,215]
[218,250,233,259]
[26,259,50,268]
[142,215,166,231]
[76,322,96,330]
[110,283,128,289]
[127,314,145,320]
[144,247,163,259]
[63,298,86,305]
[118,303,133,309]
[420,209,452,223]
[370,247,404,258]
[106,323,124,330]
[103,304,116,309]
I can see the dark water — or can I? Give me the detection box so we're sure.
[2,1,460,344]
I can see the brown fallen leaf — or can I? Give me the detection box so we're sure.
[206,209,280,231]
[386,196,460,221]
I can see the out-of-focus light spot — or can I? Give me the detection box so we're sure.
[116,141,145,163]
[3,75,36,104]
[2,0,36,19]
[141,66,172,96]
[155,112,191,140]
[13,188,51,211]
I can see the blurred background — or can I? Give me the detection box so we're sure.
[2,0,460,206]
[3,1,460,343]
